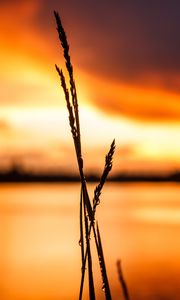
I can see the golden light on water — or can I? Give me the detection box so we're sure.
[1,183,180,300]
[134,208,180,225]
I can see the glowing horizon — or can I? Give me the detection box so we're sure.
[0,1,180,174]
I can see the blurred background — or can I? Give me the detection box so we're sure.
[0,1,180,300]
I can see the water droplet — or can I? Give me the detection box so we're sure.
[102,283,106,292]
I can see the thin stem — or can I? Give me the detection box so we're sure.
[83,201,96,300]
[117,260,130,300]
[79,186,84,268]
[78,141,115,299]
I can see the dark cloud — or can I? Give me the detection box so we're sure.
[36,0,180,121]
[38,0,180,92]
[2,0,180,90]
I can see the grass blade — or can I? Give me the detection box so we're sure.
[93,139,115,212]
[54,13,93,221]
[117,260,130,300]
[54,11,116,300]
[84,203,96,300]
[55,65,77,142]
[79,141,115,299]
[96,223,112,300]
[54,11,81,156]
[79,187,84,268]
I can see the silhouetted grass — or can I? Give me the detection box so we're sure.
[117,260,130,300]
[79,140,115,299]
[54,10,129,300]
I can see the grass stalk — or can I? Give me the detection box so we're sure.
[96,223,112,300]
[54,11,117,300]
[54,11,93,222]
[78,140,115,299]
[117,260,130,300]
[79,186,84,268]
[84,202,96,300]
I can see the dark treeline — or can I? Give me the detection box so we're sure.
[0,166,179,183]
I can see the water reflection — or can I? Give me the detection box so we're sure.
[134,207,180,224]
[0,183,180,300]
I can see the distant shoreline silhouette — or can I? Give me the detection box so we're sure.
[0,166,179,183]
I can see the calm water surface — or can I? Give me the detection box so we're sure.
[0,183,180,300]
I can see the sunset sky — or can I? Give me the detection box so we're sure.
[0,0,180,175]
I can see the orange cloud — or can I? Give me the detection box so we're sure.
[1,1,180,124]
[87,74,180,122]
